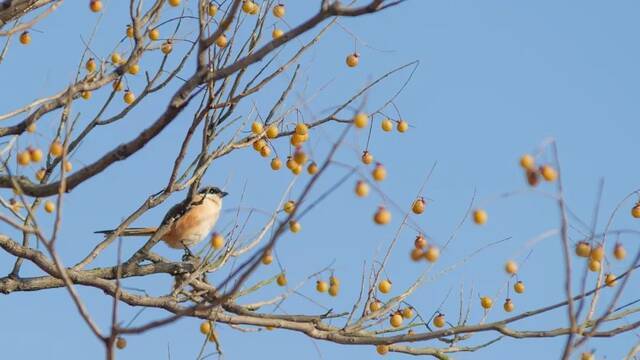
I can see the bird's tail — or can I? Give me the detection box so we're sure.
[94,227,157,236]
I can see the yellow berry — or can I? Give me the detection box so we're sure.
[373,206,391,225]
[576,241,591,258]
[115,336,126,349]
[353,113,368,128]
[283,200,295,214]
[396,120,408,133]
[285,156,297,170]
[369,300,383,312]
[381,118,393,132]
[266,124,278,138]
[605,273,617,287]
[372,163,386,181]
[361,150,374,165]
[49,141,63,157]
[588,259,601,272]
[44,200,56,213]
[504,260,518,275]
[376,344,389,355]
[390,313,403,328]
[277,273,287,286]
[261,251,273,265]
[289,220,301,233]
[424,246,440,262]
[86,58,97,72]
[17,151,30,166]
[355,180,369,197]
[89,0,103,13]
[259,145,271,157]
[161,41,173,54]
[149,28,160,41]
[35,168,46,181]
[128,63,140,75]
[295,123,308,136]
[272,4,285,18]
[251,121,264,134]
[503,298,514,312]
[64,161,72,172]
[270,157,282,170]
[208,2,218,16]
[540,165,557,182]
[211,232,224,250]
[519,154,535,170]
[346,53,359,67]
[81,90,92,100]
[291,164,302,175]
[328,284,339,297]
[316,280,328,293]
[433,314,446,328]
[113,79,124,91]
[168,0,181,6]
[411,197,425,214]
[111,52,122,65]
[124,91,136,105]
[590,245,604,261]
[513,280,525,294]
[29,148,43,162]
[480,296,493,309]
[378,279,392,294]
[215,34,228,48]
[253,139,267,151]
[329,275,340,287]
[126,25,134,38]
[26,123,36,133]
[632,204,640,218]
[614,243,626,260]
[293,150,307,165]
[581,352,594,360]
[19,31,31,45]
[410,248,423,261]
[200,321,211,334]
[401,307,413,319]
[272,28,284,40]
[242,0,254,13]
[473,209,488,225]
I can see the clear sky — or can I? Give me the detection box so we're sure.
[2,1,640,359]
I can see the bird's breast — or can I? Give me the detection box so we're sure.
[163,199,221,248]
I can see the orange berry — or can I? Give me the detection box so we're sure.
[293,149,307,165]
[29,148,43,162]
[473,209,488,225]
[283,200,295,214]
[480,296,493,309]
[614,243,626,261]
[378,279,392,294]
[519,154,535,170]
[289,220,301,233]
[424,246,440,262]
[44,200,56,213]
[307,162,319,175]
[588,259,601,272]
[503,298,514,312]
[632,204,640,218]
[89,0,103,12]
[19,31,31,45]
[35,168,46,181]
[161,41,173,54]
[328,283,339,297]
[414,234,427,249]
[211,233,224,250]
[504,260,518,275]
[390,313,403,328]
[411,197,425,214]
[266,124,278,138]
[396,120,408,133]
[513,280,525,294]
[372,163,386,181]
[251,121,264,134]
[261,251,273,265]
[605,273,617,287]
[111,52,122,65]
[49,141,63,157]
[81,90,92,100]
[376,344,389,355]
[17,151,30,166]
[259,145,271,157]
[316,280,329,293]
[126,25,134,38]
[590,245,604,261]
[270,157,282,170]
[148,28,160,41]
[381,118,393,132]
[295,123,308,136]
[346,53,359,67]
[128,63,140,75]
[410,248,424,261]
[272,4,285,18]
[369,300,383,312]
[86,58,97,72]
[355,180,369,197]
[272,29,284,40]
[168,0,181,6]
[576,241,591,258]
[124,91,136,105]
[401,307,413,319]
[277,273,287,286]
[208,2,218,16]
[353,113,368,128]
[374,206,391,225]
[200,321,211,334]
[215,34,228,48]
[581,352,594,360]
[26,123,36,133]
[540,165,557,182]
[63,161,72,172]
[115,337,126,349]
[433,314,446,328]
[361,150,373,165]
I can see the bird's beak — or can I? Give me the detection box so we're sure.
[220,191,229,198]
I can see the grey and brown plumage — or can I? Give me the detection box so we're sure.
[95,186,227,250]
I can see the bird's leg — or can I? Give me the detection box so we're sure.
[181,242,195,262]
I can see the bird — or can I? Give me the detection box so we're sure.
[95,186,228,256]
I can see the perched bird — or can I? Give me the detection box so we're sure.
[96,186,228,255]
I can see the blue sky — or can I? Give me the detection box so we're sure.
[2,1,640,359]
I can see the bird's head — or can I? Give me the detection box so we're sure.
[198,186,228,200]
